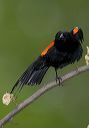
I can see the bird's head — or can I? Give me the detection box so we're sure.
[71,27,84,43]
[55,31,67,42]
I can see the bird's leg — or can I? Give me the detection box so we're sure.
[55,68,58,83]
[55,68,62,86]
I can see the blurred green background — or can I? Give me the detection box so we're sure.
[0,0,89,128]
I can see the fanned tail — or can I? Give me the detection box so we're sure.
[10,56,49,94]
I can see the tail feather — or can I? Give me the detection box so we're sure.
[28,66,49,85]
[37,67,48,84]
[10,56,49,94]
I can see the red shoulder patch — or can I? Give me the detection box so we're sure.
[41,41,55,57]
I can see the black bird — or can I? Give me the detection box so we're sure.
[10,27,84,94]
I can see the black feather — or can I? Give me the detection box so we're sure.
[10,57,49,93]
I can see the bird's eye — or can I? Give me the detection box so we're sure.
[60,33,64,38]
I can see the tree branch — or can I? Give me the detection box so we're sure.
[0,65,89,127]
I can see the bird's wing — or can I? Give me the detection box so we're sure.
[41,44,68,68]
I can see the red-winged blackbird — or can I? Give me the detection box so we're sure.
[10,27,84,94]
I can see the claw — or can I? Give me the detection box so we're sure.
[56,77,62,86]
[75,65,79,72]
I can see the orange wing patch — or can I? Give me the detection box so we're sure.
[73,27,79,35]
[41,41,55,57]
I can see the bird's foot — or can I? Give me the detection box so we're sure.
[75,66,79,72]
[56,77,63,86]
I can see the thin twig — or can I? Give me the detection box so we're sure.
[0,65,89,127]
